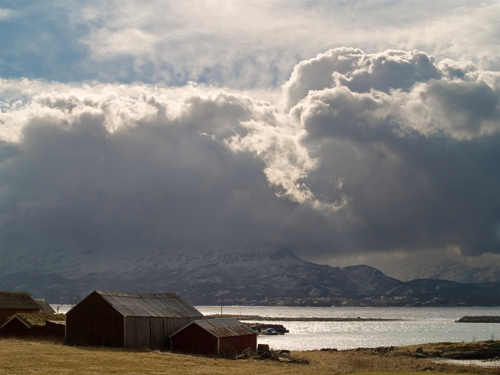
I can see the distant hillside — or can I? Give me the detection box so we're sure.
[2,248,500,306]
[397,261,500,283]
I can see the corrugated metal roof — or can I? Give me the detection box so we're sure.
[190,318,257,338]
[96,291,203,318]
[0,291,41,310]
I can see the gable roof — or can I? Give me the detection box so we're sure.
[95,290,203,318]
[0,291,41,310]
[1,313,66,329]
[172,318,256,338]
[35,299,56,314]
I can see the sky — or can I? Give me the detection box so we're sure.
[1,0,500,276]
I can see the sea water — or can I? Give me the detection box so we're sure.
[196,306,500,351]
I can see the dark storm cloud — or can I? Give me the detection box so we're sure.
[273,48,500,258]
[0,86,308,256]
[1,46,500,263]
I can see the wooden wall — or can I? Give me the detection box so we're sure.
[219,334,257,354]
[65,292,124,347]
[170,322,218,355]
[66,291,201,349]
[124,316,196,350]
[171,323,257,355]
[0,318,65,339]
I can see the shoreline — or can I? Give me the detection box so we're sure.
[456,316,500,323]
[205,314,403,321]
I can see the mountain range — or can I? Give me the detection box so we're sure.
[2,248,500,306]
[396,261,500,283]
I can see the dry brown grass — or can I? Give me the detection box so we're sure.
[0,338,495,375]
[401,340,500,355]
[296,348,499,374]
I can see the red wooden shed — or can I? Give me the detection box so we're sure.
[0,291,41,325]
[170,318,257,356]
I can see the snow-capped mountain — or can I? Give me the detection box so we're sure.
[397,261,500,283]
[2,247,500,306]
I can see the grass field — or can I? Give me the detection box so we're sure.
[0,338,497,375]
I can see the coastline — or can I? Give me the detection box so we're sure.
[205,314,403,321]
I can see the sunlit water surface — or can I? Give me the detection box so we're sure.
[196,306,500,351]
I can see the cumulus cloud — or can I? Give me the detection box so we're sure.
[229,48,500,260]
[0,83,300,256]
[1,0,500,271]
[1,47,500,264]
[283,48,441,110]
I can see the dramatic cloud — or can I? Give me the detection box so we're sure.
[1,1,500,273]
[1,47,500,267]
[2,1,499,87]
[0,83,298,256]
[230,48,500,260]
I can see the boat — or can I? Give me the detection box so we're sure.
[261,328,279,335]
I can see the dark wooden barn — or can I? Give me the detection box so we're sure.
[170,318,257,356]
[0,313,65,339]
[0,291,41,325]
[65,290,203,349]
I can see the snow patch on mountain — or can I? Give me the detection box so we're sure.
[397,261,500,283]
[0,246,305,278]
